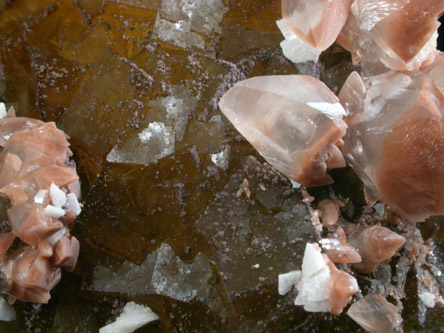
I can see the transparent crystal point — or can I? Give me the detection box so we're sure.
[219,75,347,187]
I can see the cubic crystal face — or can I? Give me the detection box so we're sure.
[219,75,347,187]
[340,70,444,222]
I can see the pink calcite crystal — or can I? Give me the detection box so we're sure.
[219,75,347,187]
[347,294,400,333]
[281,0,354,51]
[338,0,444,73]
[0,108,81,303]
[340,70,444,222]
[347,226,405,273]
[320,227,362,264]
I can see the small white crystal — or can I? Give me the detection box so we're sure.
[67,193,82,215]
[46,227,66,246]
[34,190,48,205]
[210,145,230,171]
[278,270,301,295]
[419,292,436,308]
[50,183,66,208]
[294,243,331,312]
[99,302,159,333]
[0,103,6,120]
[276,19,321,64]
[44,205,66,219]
[0,297,15,322]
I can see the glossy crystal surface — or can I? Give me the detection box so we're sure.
[0,0,443,331]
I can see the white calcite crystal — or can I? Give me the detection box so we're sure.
[49,183,66,208]
[338,0,444,73]
[278,270,301,296]
[292,243,359,315]
[99,302,159,333]
[218,75,347,187]
[276,19,322,64]
[339,70,444,222]
[347,294,400,333]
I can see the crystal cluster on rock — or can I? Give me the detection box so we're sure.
[279,243,359,315]
[338,0,444,73]
[0,106,81,303]
[339,70,444,222]
[277,0,354,62]
[218,75,347,187]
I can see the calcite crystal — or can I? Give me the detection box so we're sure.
[338,0,444,73]
[340,70,444,222]
[320,227,361,264]
[0,107,81,303]
[218,75,347,187]
[278,0,353,63]
[347,226,405,273]
[288,243,359,315]
[347,294,400,333]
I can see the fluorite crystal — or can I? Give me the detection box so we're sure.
[340,70,444,222]
[218,75,347,187]
[338,0,444,73]
[347,294,400,333]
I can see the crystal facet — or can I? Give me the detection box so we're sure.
[219,75,347,187]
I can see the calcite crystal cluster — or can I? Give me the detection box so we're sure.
[218,0,444,331]
[0,105,81,303]
[1,0,444,331]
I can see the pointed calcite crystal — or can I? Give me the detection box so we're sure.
[219,75,347,187]
[291,243,359,315]
[338,0,444,73]
[347,294,400,333]
[320,227,362,264]
[278,0,353,63]
[347,226,405,273]
[0,108,81,303]
[339,70,444,222]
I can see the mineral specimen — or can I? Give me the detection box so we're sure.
[218,75,347,187]
[320,227,362,264]
[291,243,359,315]
[347,294,400,333]
[340,70,444,222]
[277,0,353,63]
[347,225,405,273]
[0,107,81,303]
[338,0,444,73]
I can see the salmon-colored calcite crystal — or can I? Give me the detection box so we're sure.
[338,0,444,73]
[218,75,347,187]
[320,227,361,264]
[347,226,405,273]
[347,294,400,333]
[0,109,81,303]
[340,70,444,222]
[281,0,354,51]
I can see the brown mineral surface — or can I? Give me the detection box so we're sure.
[0,0,443,332]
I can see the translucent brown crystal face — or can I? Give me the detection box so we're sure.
[0,112,81,303]
[340,71,444,222]
[347,294,399,333]
[218,75,347,187]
